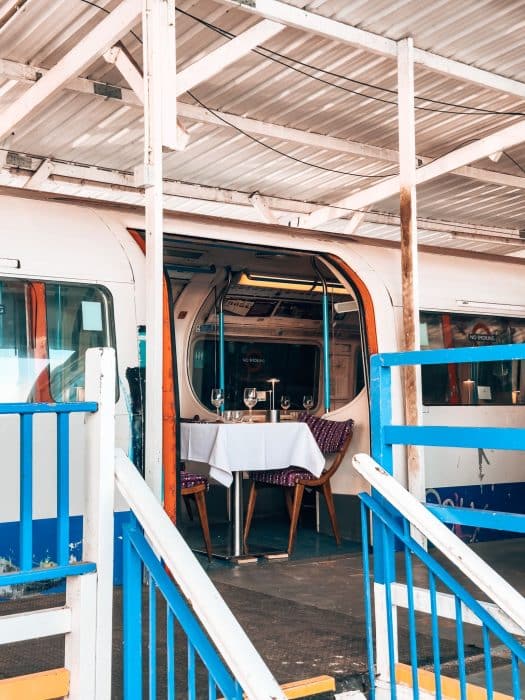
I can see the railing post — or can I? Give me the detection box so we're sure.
[65,572,98,699]
[81,347,116,700]
[123,517,143,700]
[369,354,397,691]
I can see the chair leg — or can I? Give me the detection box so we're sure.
[287,484,305,555]
[194,490,212,560]
[284,488,293,521]
[321,481,341,545]
[243,481,258,549]
[183,494,194,521]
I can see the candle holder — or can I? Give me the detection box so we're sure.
[267,378,280,422]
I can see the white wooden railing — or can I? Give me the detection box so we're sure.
[115,449,286,700]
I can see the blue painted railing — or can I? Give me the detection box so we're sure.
[371,342,525,536]
[0,401,98,586]
[370,343,525,474]
[123,516,243,700]
[360,491,525,700]
[362,344,525,699]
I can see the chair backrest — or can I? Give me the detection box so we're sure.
[299,412,354,453]
[299,413,354,480]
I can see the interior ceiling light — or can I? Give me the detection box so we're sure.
[237,272,348,295]
[488,151,503,163]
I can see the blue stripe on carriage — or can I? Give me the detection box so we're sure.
[426,481,525,542]
[0,511,129,590]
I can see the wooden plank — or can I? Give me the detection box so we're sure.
[0,668,69,700]
[219,675,335,699]
[0,607,70,644]
[281,675,335,699]
[396,662,513,700]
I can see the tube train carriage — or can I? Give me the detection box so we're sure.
[1,193,525,572]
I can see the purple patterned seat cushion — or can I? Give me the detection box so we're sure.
[250,468,315,487]
[180,472,208,490]
[298,412,354,454]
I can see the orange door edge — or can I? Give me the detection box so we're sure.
[128,229,177,523]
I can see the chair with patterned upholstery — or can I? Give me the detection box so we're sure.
[243,413,354,555]
[181,469,212,559]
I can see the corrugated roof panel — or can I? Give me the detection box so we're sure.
[0,0,524,255]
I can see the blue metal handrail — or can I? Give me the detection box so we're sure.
[0,400,98,584]
[360,492,525,700]
[365,343,525,698]
[371,343,525,532]
[123,518,243,700]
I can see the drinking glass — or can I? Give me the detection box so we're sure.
[280,394,291,415]
[211,388,224,418]
[302,395,314,413]
[243,387,258,422]
[232,410,243,423]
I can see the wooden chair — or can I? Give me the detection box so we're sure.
[181,471,212,559]
[243,415,354,555]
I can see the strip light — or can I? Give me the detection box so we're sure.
[237,272,347,295]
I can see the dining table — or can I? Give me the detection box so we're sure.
[179,421,325,558]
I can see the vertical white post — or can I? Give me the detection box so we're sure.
[397,38,425,502]
[83,347,116,700]
[143,0,165,500]
[65,572,97,700]
[161,0,178,150]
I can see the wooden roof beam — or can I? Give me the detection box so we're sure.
[3,54,524,196]
[0,152,521,240]
[302,94,525,230]
[0,0,141,141]
[216,0,525,100]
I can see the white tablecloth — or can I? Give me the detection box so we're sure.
[180,422,325,487]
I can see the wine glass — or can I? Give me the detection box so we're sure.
[280,394,291,416]
[211,388,224,419]
[243,387,258,422]
[302,394,314,413]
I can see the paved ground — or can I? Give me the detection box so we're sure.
[1,536,524,697]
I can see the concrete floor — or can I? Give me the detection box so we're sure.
[207,535,525,694]
[1,533,524,697]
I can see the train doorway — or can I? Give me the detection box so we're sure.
[161,233,374,561]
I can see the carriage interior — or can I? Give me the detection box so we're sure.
[164,235,366,560]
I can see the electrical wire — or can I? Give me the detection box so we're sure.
[4,141,519,239]
[186,90,397,178]
[176,7,525,118]
[76,1,525,184]
[86,0,397,178]
[79,0,525,118]
[79,0,142,44]
[502,151,525,176]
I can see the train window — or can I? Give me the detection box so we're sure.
[0,278,116,403]
[0,279,32,401]
[420,310,525,406]
[191,338,320,413]
[46,283,116,402]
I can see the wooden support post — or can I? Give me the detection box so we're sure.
[143,0,166,501]
[65,572,97,700]
[397,38,425,502]
[83,347,116,700]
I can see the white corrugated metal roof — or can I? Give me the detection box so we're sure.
[0,0,525,254]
